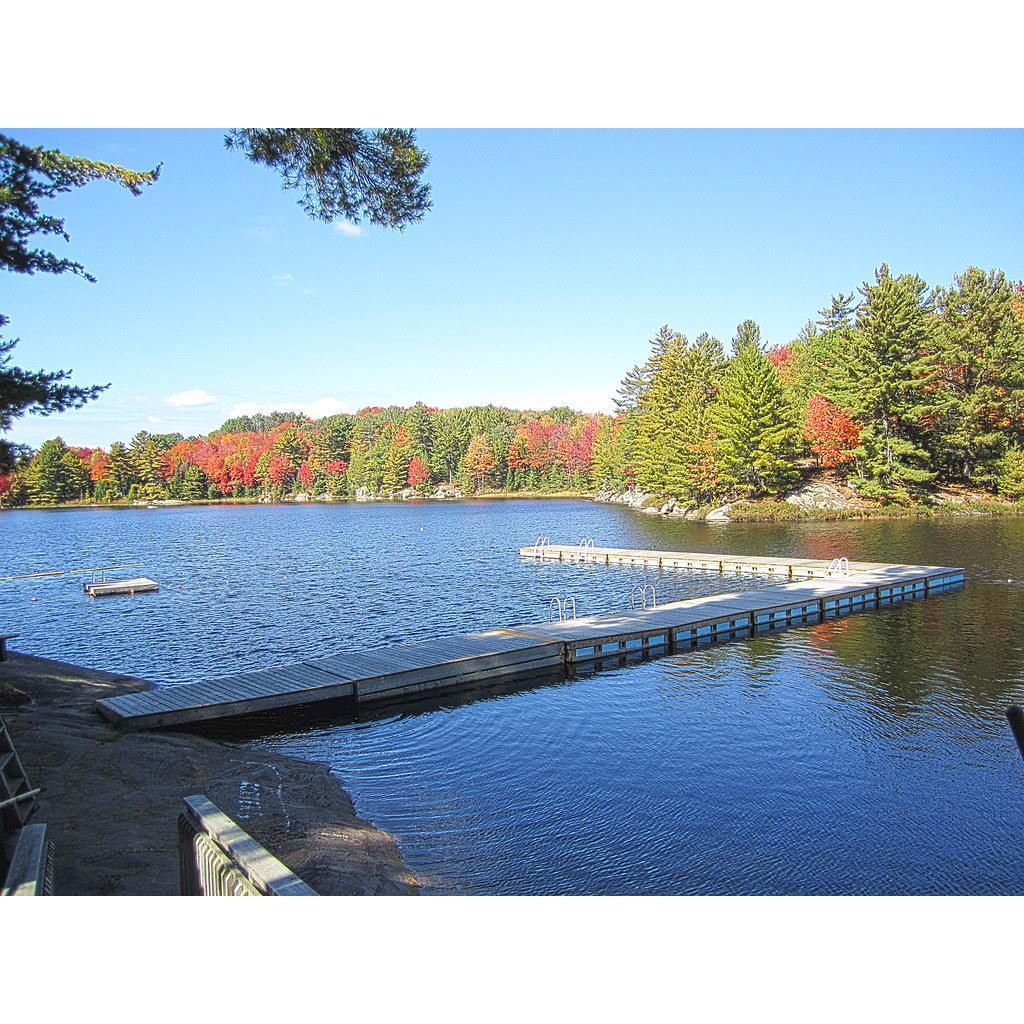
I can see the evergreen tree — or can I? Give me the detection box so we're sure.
[650,324,677,357]
[613,363,648,413]
[180,464,205,501]
[926,267,1024,485]
[632,332,689,491]
[405,402,434,464]
[796,320,818,343]
[24,437,89,504]
[817,292,858,332]
[713,341,800,497]
[224,129,431,228]
[381,425,411,494]
[841,265,935,498]
[309,415,352,474]
[1,134,158,466]
[998,447,1024,500]
[107,441,135,497]
[129,430,169,486]
[662,333,724,501]
[731,319,763,355]
[431,409,470,483]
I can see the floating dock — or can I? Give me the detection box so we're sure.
[520,542,887,579]
[96,549,965,731]
[85,577,159,597]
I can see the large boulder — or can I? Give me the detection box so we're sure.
[432,483,462,500]
[784,481,859,510]
[705,504,733,522]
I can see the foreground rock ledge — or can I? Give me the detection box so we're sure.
[0,653,418,896]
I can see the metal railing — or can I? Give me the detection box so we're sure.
[826,557,851,577]
[629,584,657,610]
[1,824,54,896]
[576,537,596,562]
[178,794,317,896]
[548,596,578,622]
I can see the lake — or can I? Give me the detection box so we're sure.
[2,499,1023,894]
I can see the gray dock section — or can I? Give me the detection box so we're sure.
[97,630,564,730]
[85,577,159,597]
[96,552,965,731]
[510,564,964,665]
[520,544,889,579]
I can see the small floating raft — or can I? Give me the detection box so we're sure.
[85,577,159,597]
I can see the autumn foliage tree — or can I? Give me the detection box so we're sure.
[408,456,430,492]
[803,397,860,469]
[461,434,496,493]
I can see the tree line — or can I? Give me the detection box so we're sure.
[0,406,610,505]
[594,264,1024,506]
[3,263,1022,509]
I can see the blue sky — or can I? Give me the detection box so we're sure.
[3,128,1022,448]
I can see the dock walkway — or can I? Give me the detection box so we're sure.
[96,549,965,731]
[519,543,887,579]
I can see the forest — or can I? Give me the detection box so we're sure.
[3,265,1023,512]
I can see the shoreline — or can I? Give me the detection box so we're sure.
[0,491,593,512]
[0,653,418,896]
[4,491,1023,522]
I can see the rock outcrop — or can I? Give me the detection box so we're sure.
[783,481,861,511]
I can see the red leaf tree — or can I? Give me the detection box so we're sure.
[407,456,430,489]
[804,396,860,468]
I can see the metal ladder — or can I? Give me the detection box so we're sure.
[826,557,851,577]
[576,537,595,562]
[548,596,578,622]
[1,716,38,834]
[629,584,657,610]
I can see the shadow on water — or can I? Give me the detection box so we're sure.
[178,646,690,744]
[192,666,573,743]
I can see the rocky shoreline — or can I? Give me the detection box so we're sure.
[593,484,860,521]
[0,653,417,896]
[594,481,1022,522]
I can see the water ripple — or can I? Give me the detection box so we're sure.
[4,501,1024,893]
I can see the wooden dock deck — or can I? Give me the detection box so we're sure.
[96,549,965,731]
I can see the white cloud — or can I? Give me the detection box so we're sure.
[273,272,293,287]
[334,221,363,238]
[229,402,270,417]
[303,397,350,418]
[230,397,351,420]
[302,287,317,296]
[147,416,164,424]
[166,388,219,408]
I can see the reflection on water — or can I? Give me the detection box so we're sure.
[3,501,1024,893]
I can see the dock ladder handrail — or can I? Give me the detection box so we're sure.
[826,556,851,577]
[548,596,578,622]
[576,537,596,562]
[534,536,551,557]
[628,584,657,610]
